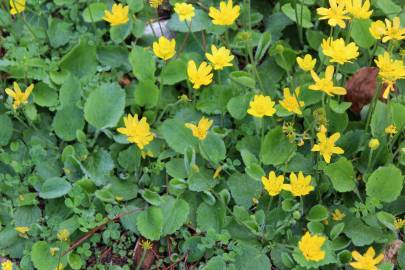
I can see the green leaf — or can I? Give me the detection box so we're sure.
[228,174,262,209]
[229,71,256,89]
[196,84,233,115]
[167,9,211,32]
[39,177,72,199]
[199,133,226,164]
[196,201,226,232]
[324,157,356,192]
[136,206,164,240]
[97,45,130,69]
[227,94,251,120]
[376,211,396,231]
[84,149,114,186]
[47,19,72,48]
[160,195,190,236]
[110,23,132,44]
[372,0,401,18]
[366,165,403,203]
[260,126,296,166]
[371,101,391,137]
[188,168,217,192]
[281,3,313,28]
[0,114,13,146]
[59,75,81,108]
[59,38,97,78]
[129,46,156,81]
[329,99,352,114]
[255,31,272,62]
[350,19,375,49]
[233,244,272,270]
[108,178,138,201]
[31,241,68,270]
[53,106,85,141]
[161,58,187,85]
[82,2,107,22]
[160,119,198,154]
[134,80,160,108]
[203,256,226,270]
[344,217,384,246]
[307,204,329,222]
[33,82,58,107]
[84,83,126,129]
[391,102,405,130]
[330,223,345,240]
[166,158,187,179]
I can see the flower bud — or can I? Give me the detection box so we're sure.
[368,138,380,150]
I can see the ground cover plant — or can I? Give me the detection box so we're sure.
[0,0,405,269]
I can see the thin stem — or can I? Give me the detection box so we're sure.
[185,21,205,52]
[365,83,382,132]
[135,248,148,270]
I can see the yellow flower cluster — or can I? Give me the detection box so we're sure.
[262,171,314,197]
[374,52,405,99]
[370,17,405,42]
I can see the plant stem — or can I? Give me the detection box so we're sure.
[135,248,148,270]
[365,83,382,132]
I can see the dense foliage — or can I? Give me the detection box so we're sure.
[0,0,405,269]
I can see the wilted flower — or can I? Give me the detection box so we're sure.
[205,45,234,70]
[279,87,305,115]
[57,229,70,241]
[187,60,213,89]
[311,125,344,163]
[185,117,213,140]
[15,226,30,237]
[117,114,154,149]
[103,3,129,26]
[394,218,405,230]
[331,209,345,221]
[9,0,25,15]
[262,171,285,197]
[208,0,240,26]
[321,38,359,64]
[298,232,327,262]
[153,36,176,60]
[174,3,195,22]
[247,94,276,118]
[384,124,397,135]
[283,172,314,197]
[350,247,384,270]
[317,0,349,28]
[345,0,372,19]
[5,82,34,109]
[296,54,316,72]
[309,66,347,96]
[141,239,153,250]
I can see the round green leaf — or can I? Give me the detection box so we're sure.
[366,165,403,203]
[161,195,190,236]
[53,106,85,141]
[307,204,329,222]
[39,177,72,199]
[0,114,13,146]
[199,133,226,164]
[82,3,107,23]
[136,206,163,240]
[324,157,356,192]
[260,126,296,166]
[84,83,125,129]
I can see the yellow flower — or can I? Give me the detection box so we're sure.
[261,171,285,197]
[296,54,316,72]
[9,0,25,15]
[208,0,240,26]
[317,0,349,29]
[57,229,70,241]
[369,20,386,40]
[117,114,154,149]
[187,60,213,89]
[368,139,380,150]
[374,52,405,99]
[321,38,359,65]
[283,172,314,197]
[394,218,405,230]
[103,3,129,26]
[174,3,195,22]
[384,124,398,135]
[247,94,276,118]
[213,166,222,179]
[150,0,164,8]
[382,17,405,43]
[153,36,176,60]
[1,260,13,270]
[311,125,344,163]
[279,87,305,115]
[141,239,153,250]
[309,66,347,96]
[185,117,213,140]
[5,82,34,109]
[298,232,327,262]
[54,263,64,270]
[350,247,384,270]
[49,247,60,256]
[345,0,372,19]
[331,209,345,221]
[205,45,234,70]
[15,226,30,237]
